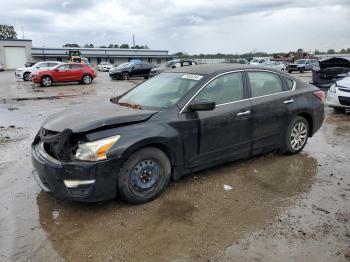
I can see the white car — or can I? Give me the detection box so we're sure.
[97,62,113,72]
[15,61,62,81]
[250,58,268,65]
[261,61,286,71]
[326,76,350,112]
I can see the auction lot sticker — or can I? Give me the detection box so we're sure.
[181,74,203,81]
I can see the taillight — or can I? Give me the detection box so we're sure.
[313,90,325,103]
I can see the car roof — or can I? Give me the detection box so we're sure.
[168,63,287,76]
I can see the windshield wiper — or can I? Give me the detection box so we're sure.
[110,97,142,109]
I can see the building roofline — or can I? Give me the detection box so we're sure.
[0,39,32,42]
[32,46,168,53]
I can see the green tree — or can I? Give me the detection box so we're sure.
[327,49,335,54]
[108,44,114,48]
[113,44,119,48]
[120,44,129,48]
[0,24,17,39]
[63,43,80,47]
[99,45,107,48]
[340,48,346,54]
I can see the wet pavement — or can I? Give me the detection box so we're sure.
[0,70,349,261]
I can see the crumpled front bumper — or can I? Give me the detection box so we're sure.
[31,142,122,202]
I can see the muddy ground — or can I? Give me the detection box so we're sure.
[0,70,349,262]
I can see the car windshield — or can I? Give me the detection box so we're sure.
[296,60,306,64]
[116,62,133,69]
[117,73,201,109]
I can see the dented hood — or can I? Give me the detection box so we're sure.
[319,57,350,70]
[43,100,157,133]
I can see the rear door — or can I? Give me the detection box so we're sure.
[246,70,294,154]
[187,71,253,167]
[70,64,84,81]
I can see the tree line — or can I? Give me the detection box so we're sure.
[62,43,150,49]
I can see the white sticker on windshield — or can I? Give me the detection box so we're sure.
[181,74,203,81]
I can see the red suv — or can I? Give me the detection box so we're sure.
[31,63,96,87]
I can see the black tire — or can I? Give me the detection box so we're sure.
[122,72,130,80]
[82,74,92,84]
[288,70,292,74]
[333,107,345,113]
[283,116,309,155]
[41,76,52,87]
[299,67,305,73]
[118,147,171,204]
[23,72,31,81]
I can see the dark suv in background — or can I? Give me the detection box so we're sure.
[150,59,198,77]
[109,62,154,80]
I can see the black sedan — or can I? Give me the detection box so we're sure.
[109,62,153,80]
[32,64,325,204]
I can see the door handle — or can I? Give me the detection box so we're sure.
[236,110,251,117]
[283,99,294,104]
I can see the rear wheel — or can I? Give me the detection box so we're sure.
[82,74,92,84]
[283,116,309,155]
[118,147,171,204]
[41,76,52,87]
[288,70,292,74]
[23,72,31,81]
[122,72,130,80]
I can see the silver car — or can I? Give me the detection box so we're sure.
[287,59,318,73]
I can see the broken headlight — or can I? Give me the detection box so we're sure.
[75,135,120,161]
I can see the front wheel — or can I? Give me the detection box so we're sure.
[288,70,292,74]
[23,72,31,81]
[41,76,52,87]
[118,147,171,204]
[122,72,130,80]
[299,67,305,73]
[333,107,345,113]
[283,116,309,155]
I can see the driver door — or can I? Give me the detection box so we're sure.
[53,64,71,81]
[187,72,252,167]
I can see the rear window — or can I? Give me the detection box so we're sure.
[248,71,283,97]
[284,77,295,90]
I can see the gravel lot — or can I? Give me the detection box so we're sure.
[0,70,349,262]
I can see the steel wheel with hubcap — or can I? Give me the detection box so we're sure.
[118,147,171,204]
[41,76,52,87]
[284,116,309,154]
[82,75,92,84]
[122,72,130,80]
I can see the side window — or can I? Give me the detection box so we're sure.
[248,71,283,97]
[37,63,47,68]
[183,61,191,66]
[71,64,83,70]
[284,77,294,90]
[58,64,70,70]
[48,63,57,67]
[194,72,244,105]
[174,62,181,68]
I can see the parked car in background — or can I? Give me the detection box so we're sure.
[250,58,268,65]
[15,61,62,81]
[287,59,318,73]
[312,57,350,88]
[0,63,4,71]
[109,62,153,80]
[31,63,96,87]
[31,64,324,204]
[150,59,198,77]
[326,75,350,112]
[261,61,286,71]
[25,62,36,67]
[224,59,248,64]
[97,62,114,72]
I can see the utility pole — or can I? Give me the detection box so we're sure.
[133,34,135,48]
[21,25,25,39]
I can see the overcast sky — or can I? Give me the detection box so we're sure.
[1,0,350,54]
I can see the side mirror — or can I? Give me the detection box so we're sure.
[54,68,59,72]
[189,100,215,111]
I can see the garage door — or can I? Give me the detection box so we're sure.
[4,47,26,69]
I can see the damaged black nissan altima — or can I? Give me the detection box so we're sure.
[32,64,325,204]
